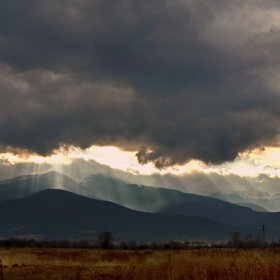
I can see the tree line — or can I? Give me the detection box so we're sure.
[1,231,279,250]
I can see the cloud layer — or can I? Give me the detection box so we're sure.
[1,0,280,167]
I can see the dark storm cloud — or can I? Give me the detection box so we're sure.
[1,0,280,167]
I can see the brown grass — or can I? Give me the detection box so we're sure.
[1,247,280,279]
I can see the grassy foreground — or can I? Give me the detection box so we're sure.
[1,248,280,279]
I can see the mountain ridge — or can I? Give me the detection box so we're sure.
[1,172,280,241]
[0,189,270,242]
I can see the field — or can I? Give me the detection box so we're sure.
[1,247,280,279]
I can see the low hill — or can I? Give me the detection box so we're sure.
[158,200,280,231]
[0,189,261,242]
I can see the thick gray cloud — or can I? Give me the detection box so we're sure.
[1,0,280,167]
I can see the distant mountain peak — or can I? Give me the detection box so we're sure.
[0,170,80,202]
[82,174,129,185]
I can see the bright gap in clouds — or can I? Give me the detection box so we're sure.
[0,145,204,175]
[1,145,280,178]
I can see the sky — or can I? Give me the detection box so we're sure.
[1,0,280,190]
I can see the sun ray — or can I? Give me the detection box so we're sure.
[1,145,280,181]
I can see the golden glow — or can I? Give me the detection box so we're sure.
[198,147,280,178]
[0,152,71,165]
[1,145,280,177]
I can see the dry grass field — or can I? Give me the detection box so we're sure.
[1,247,280,279]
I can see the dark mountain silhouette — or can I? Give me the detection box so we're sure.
[158,200,280,231]
[0,189,268,242]
[0,172,274,215]
[235,203,268,212]
[1,171,280,240]
[80,174,279,231]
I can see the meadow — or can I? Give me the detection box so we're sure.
[1,247,280,279]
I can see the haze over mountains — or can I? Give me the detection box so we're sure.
[0,189,250,242]
[0,171,272,212]
[1,158,280,211]
[2,0,280,245]
[1,171,280,242]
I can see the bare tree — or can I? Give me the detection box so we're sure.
[98,231,113,249]
[229,231,242,248]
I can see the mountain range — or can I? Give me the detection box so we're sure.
[208,191,280,212]
[0,171,280,242]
